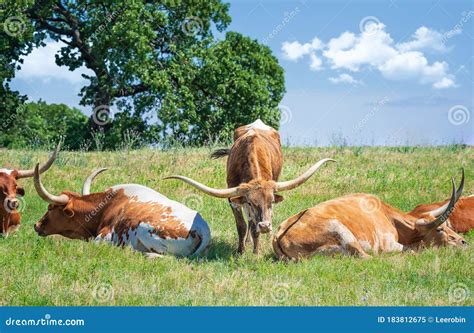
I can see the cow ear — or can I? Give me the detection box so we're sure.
[63,202,75,218]
[16,186,25,197]
[63,207,75,218]
[274,194,284,203]
[230,196,245,206]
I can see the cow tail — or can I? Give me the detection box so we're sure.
[210,148,230,159]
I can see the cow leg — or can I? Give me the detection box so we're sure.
[344,242,371,258]
[229,200,247,254]
[328,220,371,258]
[249,220,260,254]
[144,252,164,260]
[245,227,252,245]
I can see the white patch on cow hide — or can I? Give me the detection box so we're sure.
[0,169,14,176]
[358,240,372,252]
[242,204,252,221]
[381,233,404,252]
[95,185,211,257]
[246,119,271,131]
[327,219,357,246]
[112,184,199,230]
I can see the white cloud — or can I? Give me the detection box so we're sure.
[282,37,323,61]
[309,53,323,71]
[432,77,456,89]
[324,23,397,71]
[281,21,457,89]
[328,73,361,85]
[16,41,92,84]
[396,26,459,53]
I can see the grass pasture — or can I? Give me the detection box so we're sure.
[0,146,473,306]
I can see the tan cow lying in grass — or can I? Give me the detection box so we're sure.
[273,171,467,260]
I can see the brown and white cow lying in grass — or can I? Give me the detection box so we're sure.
[33,166,211,258]
[273,171,467,260]
[0,144,60,237]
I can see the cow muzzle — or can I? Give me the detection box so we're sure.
[3,197,19,212]
[257,221,272,234]
[34,223,46,236]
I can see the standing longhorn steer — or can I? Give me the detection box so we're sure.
[165,119,335,254]
[33,166,211,257]
[273,171,466,260]
[409,195,474,233]
[0,144,60,236]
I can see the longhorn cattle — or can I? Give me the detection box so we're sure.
[33,166,211,258]
[409,195,474,233]
[165,119,335,254]
[0,144,60,236]
[273,171,466,260]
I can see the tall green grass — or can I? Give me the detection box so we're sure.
[0,147,472,305]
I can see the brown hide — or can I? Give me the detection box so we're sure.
[227,124,283,187]
[34,189,190,242]
[274,193,466,260]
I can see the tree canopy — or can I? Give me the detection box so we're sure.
[1,0,285,148]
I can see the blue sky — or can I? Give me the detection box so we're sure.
[11,0,474,146]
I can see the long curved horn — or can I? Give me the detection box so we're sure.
[164,175,243,198]
[276,158,336,192]
[416,178,459,232]
[82,168,108,195]
[16,142,61,179]
[456,167,464,201]
[426,168,465,217]
[33,164,69,205]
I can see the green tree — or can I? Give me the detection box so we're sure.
[2,1,285,146]
[0,1,33,138]
[2,1,230,117]
[2,101,88,149]
[156,32,285,145]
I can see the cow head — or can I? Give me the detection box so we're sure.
[412,170,467,247]
[33,165,108,239]
[165,158,335,233]
[0,144,60,236]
